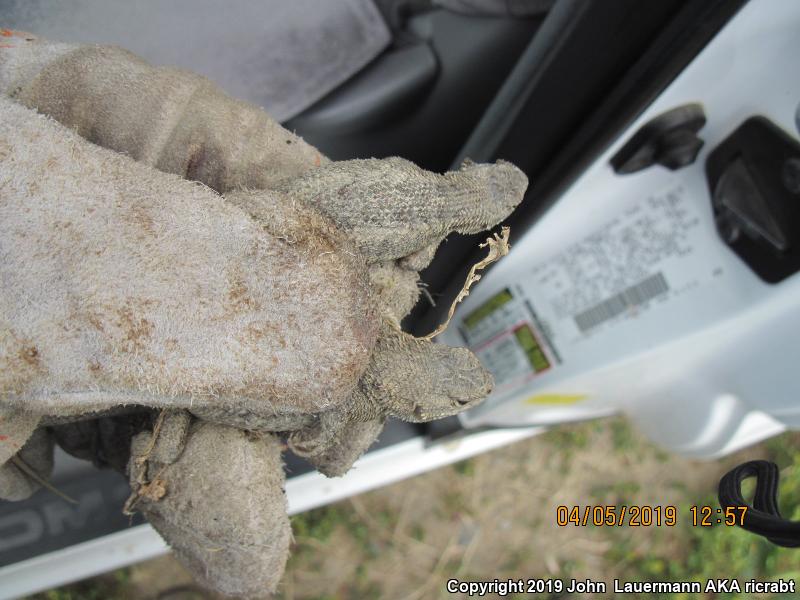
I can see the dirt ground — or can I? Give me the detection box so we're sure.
[32,417,800,600]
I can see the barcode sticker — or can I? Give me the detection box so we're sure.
[523,185,706,348]
[449,183,727,427]
[573,273,670,333]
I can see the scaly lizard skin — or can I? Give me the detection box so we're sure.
[288,320,493,469]
[0,38,524,263]
[275,156,526,263]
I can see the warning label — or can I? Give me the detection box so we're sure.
[459,288,558,396]
[456,184,718,410]
[450,174,741,429]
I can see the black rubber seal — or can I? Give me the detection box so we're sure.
[718,460,800,548]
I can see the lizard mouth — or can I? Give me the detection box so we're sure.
[409,395,479,421]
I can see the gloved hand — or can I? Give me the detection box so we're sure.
[0,90,379,435]
[127,412,292,597]
[1,32,527,473]
[0,32,528,597]
[0,408,53,501]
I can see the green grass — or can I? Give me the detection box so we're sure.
[289,501,381,559]
[452,457,475,477]
[605,427,800,600]
[410,522,426,541]
[30,423,800,600]
[32,569,132,600]
[590,480,642,504]
[291,505,349,543]
[611,418,638,452]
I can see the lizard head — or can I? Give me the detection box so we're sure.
[367,324,493,423]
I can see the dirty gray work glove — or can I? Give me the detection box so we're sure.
[0,94,377,430]
[0,94,370,596]
[0,31,528,597]
[0,33,527,476]
[127,412,291,598]
[0,409,53,501]
[0,35,524,321]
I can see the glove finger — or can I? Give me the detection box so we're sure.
[277,157,528,263]
[1,36,528,269]
[0,427,54,501]
[304,417,385,478]
[148,410,193,466]
[0,406,40,467]
[2,97,376,422]
[0,36,326,192]
[129,422,291,598]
